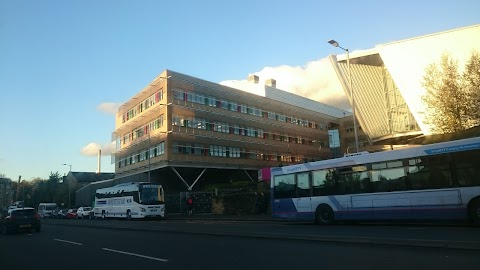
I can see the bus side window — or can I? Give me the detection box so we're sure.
[361,177,373,193]
[454,151,480,187]
[274,174,296,199]
[296,173,311,197]
[312,170,328,196]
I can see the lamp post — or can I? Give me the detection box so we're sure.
[328,39,360,153]
[62,163,72,208]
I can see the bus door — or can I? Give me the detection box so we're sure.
[296,172,312,219]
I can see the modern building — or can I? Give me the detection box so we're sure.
[112,70,351,191]
[329,24,480,145]
[108,24,478,192]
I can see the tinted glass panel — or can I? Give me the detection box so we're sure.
[274,174,296,199]
[453,150,480,187]
[312,169,339,195]
[296,173,310,197]
[12,209,35,216]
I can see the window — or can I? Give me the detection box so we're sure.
[229,101,238,111]
[406,156,452,190]
[371,166,406,192]
[207,96,217,107]
[210,145,227,157]
[268,111,276,120]
[277,114,286,122]
[454,151,480,187]
[239,104,247,114]
[313,169,334,196]
[174,89,185,100]
[155,142,165,156]
[296,173,310,197]
[221,99,229,109]
[172,115,181,126]
[274,174,296,199]
[229,147,240,158]
[139,151,146,162]
[214,121,229,133]
[193,144,205,155]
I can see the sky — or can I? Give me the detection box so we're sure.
[0,0,479,181]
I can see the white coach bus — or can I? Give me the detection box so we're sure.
[93,182,165,219]
[271,137,480,225]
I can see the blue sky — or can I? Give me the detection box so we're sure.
[0,0,479,181]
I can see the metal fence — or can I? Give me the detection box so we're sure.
[166,192,213,214]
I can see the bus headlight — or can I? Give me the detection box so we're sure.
[140,207,146,212]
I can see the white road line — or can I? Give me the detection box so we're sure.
[53,238,83,246]
[102,248,169,262]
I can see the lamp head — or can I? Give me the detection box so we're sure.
[328,39,339,47]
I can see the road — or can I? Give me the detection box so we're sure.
[1,220,479,270]
[44,217,480,249]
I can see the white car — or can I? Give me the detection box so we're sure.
[76,207,92,219]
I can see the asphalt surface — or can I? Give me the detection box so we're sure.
[40,214,480,251]
[2,223,480,270]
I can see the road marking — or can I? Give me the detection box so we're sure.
[102,248,169,262]
[54,238,83,246]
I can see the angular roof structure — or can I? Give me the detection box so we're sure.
[330,24,480,143]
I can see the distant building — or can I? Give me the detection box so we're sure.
[63,172,114,207]
[0,178,13,208]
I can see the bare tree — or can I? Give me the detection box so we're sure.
[422,52,480,133]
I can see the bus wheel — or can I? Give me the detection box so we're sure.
[469,198,480,224]
[315,204,335,225]
[101,210,106,219]
[126,210,132,220]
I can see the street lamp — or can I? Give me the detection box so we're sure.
[328,39,360,153]
[62,163,72,208]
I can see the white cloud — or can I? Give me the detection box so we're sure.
[97,102,121,115]
[221,57,351,110]
[81,142,116,156]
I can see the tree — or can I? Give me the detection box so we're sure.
[463,51,480,127]
[422,51,480,133]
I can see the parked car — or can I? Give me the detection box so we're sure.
[37,203,58,219]
[0,207,41,234]
[65,209,77,219]
[49,208,60,219]
[76,207,92,219]
[56,209,69,219]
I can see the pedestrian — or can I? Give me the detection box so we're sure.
[186,196,193,216]
[254,192,261,214]
[260,192,268,214]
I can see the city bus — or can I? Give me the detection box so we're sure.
[271,137,480,225]
[93,182,165,219]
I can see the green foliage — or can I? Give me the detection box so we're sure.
[422,51,480,133]
[11,172,74,208]
[48,172,62,184]
[463,51,480,127]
